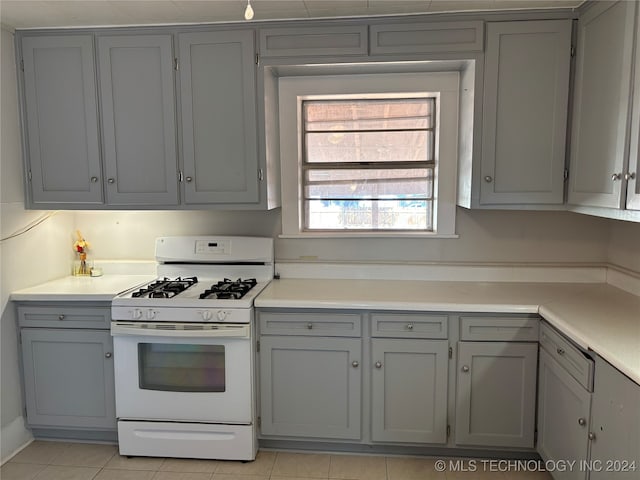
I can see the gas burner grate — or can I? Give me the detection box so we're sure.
[199,278,257,300]
[132,276,198,298]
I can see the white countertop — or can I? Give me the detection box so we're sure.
[255,279,640,385]
[10,274,156,302]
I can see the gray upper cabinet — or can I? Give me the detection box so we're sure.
[97,34,179,206]
[21,328,116,429]
[259,25,367,57]
[588,357,640,480]
[370,21,483,55]
[537,348,591,480]
[568,0,637,209]
[480,20,571,205]
[626,10,640,211]
[455,341,537,448]
[178,30,260,205]
[21,35,103,205]
[370,338,448,444]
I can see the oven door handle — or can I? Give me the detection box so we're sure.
[111,322,250,338]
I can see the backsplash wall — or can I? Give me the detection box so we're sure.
[74,207,612,266]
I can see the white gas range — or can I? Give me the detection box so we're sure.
[111,236,273,461]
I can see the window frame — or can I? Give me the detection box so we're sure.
[278,72,459,238]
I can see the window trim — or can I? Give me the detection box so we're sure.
[278,72,459,238]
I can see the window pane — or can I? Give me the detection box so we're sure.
[138,343,225,392]
[305,130,433,163]
[305,168,433,200]
[304,99,434,131]
[305,199,432,231]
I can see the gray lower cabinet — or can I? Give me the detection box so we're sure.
[370,338,448,444]
[17,303,116,436]
[97,34,179,206]
[20,328,115,429]
[178,30,260,205]
[455,341,537,448]
[259,335,361,440]
[588,357,640,480]
[21,35,103,205]
[537,348,592,480]
[480,20,571,205]
[568,0,637,209]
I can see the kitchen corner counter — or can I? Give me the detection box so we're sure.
[10,274,156,302]
[255,279,640,385]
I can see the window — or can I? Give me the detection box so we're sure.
[302,98,436,231]
[278,72,459,237]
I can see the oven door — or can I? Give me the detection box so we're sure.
[111,322,252,424]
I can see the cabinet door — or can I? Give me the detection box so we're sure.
[626,6,640,211]
[537,349,591,480]
[259,336,361,439]
[371,338,448,444]
[97,35,179,206]
[21,328,116,429]
[568,1,637,208]
[178,30,259,204]
[481,20,571,205]
[455,341,537,448]
[589,357,640,480]
[21,35,102,205]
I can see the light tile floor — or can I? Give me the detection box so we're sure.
[2,441,554,480]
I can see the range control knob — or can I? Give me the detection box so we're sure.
[217,310,228,321]
[146,309,156,320]
[132,309,143,320]
[201,310,213,321]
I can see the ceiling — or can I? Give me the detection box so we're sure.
[1,0,583,30]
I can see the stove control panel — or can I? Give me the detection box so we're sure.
[197,310,230,321]
[195,239,230,255]
[112,306,251,324]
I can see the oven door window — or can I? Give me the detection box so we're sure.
[138,343,225,392]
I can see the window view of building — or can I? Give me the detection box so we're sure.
[302,98,436,231]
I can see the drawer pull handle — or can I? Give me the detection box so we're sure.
[307,323,313,330]
[375,361,383,369]
[578,417,586,427]
[557,347,565,356]
[462,365,470,373]
[105,352,112,359]
[58,315,65,321]
[352,360,359,368]
[406,323,413,330]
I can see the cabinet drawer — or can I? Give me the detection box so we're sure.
[18,305,111,329]
[258,311,361,337]
[259,26,367,57]
[371,313,448,339]
[460,316,539,342]
[540,323,594,391]
[370,21,484,55]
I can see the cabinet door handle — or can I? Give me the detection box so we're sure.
[185,176,193,183]
[578,417,586,426]
[406,323,413,330]
[90,176,99,183]
[611,173,622,181]
[484,175,493,183]
[352,360,359,368]
[557,347,565,356]
[625,172,636,181]
[461,365,470,373]
[58,315,65,321]
[105,352,112,359]
[588,432,596,441]
[107,178,115,184]
[375,361,383,369]
[307,323,313,329]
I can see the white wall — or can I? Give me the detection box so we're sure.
[606,219,640,272]
[0,28,75,462]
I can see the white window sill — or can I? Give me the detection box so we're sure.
[278,232,460,239]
